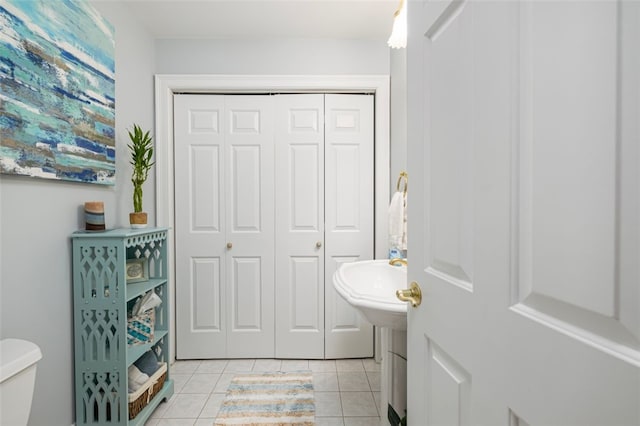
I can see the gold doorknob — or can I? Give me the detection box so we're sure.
[396,282,422,307]
[316,241,322,248]
[227,242,233,249]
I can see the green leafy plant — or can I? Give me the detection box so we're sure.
[128,124,154,213]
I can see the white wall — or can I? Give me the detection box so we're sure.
[0,3,155,424]
[390,48,407,195]
[156,38,390,75]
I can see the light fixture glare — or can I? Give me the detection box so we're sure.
[387,0,407,49]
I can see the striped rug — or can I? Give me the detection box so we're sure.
[214,371,315,426]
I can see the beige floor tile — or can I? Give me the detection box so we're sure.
[280,359,310,371]
[213,373,235,393]
[157,419,196,426]
[171,360,201,374]
[224,359,255,372]
[373,391,382,416]
[309,359,338,372]
[155,358,386,426]
[180,373,220,394]
[149,398,175,419]
[343,417,381,426]
[366,371,381,392]
[313,372,339,391]
[315,417,345,426]
[199,393,225,418]
[315,391,343,417]
[171,373,192,394]
[195,359,228,374]
[340,392,379,417]
[362,358,381,372]
[252,359,282,372]
[163,394,208,418]
[338,372,371,392]
[336,359,365,372]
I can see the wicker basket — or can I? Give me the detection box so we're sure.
[128,362,167,420]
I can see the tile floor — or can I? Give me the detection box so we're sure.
[145,358,382,426]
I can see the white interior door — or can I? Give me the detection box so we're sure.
[175,93,374,359]
[224,95,275,357]
[174,94,275,358]
[275,94,326,358]
[324,94,375,359]
[406,0,639,424]
[174,94,227,358]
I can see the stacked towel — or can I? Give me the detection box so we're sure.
[388,190,407,252]
[128,365,149,393]
[134,350,160,376]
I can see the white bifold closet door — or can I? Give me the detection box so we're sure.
[275,94,374,359]
[174,94,275,358]
[174,93,373,359]
[323,94,374,359]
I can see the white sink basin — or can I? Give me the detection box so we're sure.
[333,259,408,330]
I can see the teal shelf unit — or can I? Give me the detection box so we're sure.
[71,228,174,426]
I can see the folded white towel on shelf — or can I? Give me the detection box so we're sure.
[128,365,150,393]
[388,190,407,251]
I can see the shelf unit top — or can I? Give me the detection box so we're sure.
[71,227,169,239]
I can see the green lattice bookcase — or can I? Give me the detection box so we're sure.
[71,228,174,425]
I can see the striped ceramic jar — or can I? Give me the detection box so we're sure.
[84,201,105,231]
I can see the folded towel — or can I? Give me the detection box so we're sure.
[389,190,407,251]
[128,365,149,393]
[134,350,159,376]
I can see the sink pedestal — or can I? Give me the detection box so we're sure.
[331,260,409,425]
[380,327,407,426]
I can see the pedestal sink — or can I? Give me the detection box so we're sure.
[333,259,408,330]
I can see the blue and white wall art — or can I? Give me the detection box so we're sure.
[0,0,115,184]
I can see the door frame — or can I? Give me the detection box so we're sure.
[154,74,390,362]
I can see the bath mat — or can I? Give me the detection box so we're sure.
[214,371,315,426]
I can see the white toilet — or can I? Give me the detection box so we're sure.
[0,339,42,426]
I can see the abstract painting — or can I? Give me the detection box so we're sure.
[0,0,115,184]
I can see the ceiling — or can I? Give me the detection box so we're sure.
[111,0,398,41]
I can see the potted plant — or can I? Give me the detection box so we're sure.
[128,124,154,228]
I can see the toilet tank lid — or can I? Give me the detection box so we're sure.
[0,339,42,383]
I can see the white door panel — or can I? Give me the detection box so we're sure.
[407,0,639,424]
[519,1,617,316]
[224,96,275,358]
[427,341,471,426]
[325,94,374,359]
[191,258,222,331]
[275,94,325,358]
[174,94,227,358]
[175,94,275,358]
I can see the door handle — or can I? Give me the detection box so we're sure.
[227,242,233,249]
[316,241,322,248]
[396,282,422,307]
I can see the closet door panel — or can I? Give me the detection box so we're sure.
[174,94,227,358]
[230,257,263,329]
[230,145,262,231]
[190,145,221,231]
[287,257,322,329]
[225,96,275,357]
[275,94,325,358]
[192,258,222,330]
[325,94,375,359]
